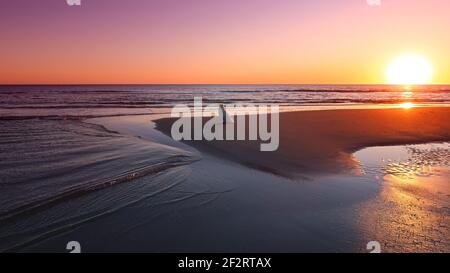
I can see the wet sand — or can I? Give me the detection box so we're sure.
[12,108,449,253]
[18,114,379,253]
[154,107,450,178]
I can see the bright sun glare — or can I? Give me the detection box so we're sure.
[400,102,414,109]
[387,54,433,85]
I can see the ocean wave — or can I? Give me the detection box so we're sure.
[1,84,450,120]
[0,119,200,222]
[220,88,450,93]
[0,166,194,252]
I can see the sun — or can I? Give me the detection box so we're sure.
[387,54,433,85]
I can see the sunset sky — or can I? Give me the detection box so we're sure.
[1,0,449,84]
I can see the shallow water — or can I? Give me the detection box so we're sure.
[356,142,450,178]
[0,118,199,251]
[354,143,450,252]
[16,116,446,253]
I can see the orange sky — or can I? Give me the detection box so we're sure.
[1,0,449,84]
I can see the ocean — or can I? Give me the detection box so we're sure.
[1,84,450,118]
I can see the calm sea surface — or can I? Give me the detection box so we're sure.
[1,84,450,118]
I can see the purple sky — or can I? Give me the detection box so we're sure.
[1,0,449,84]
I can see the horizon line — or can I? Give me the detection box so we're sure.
[1,83,450,86]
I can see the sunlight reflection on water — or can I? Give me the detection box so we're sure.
[354,143,450,252]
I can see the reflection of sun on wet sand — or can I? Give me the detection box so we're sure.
[154,107,450,252]
[359,167,450,252]
[356,143,450,252]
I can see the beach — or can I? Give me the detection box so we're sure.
[0,87,449,253]
[76,106,448,252]
[155,107,450,178]
[152,106,450,252]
